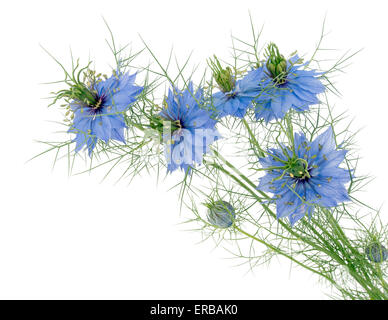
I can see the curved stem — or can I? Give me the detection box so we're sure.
[208,150,387,299]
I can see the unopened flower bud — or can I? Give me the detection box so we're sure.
[365,242,388,263]
[207,200,236,228]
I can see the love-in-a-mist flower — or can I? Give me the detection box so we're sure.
[206,200,236,228]
[68,69,143,155]
[209,56,265,118]
[158,81,220,173]
[254,43,325,123]
[257,128,350,226]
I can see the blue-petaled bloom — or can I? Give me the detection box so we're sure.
[254,44,325,123]
[207,200,236,228]
[257,128,350,226]
[69,71,143,155]
[212,68,265,118]
[159,82,220,172]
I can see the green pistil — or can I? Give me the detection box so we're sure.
[72,83,99,107]
[286,158,310,179]
[150,114,182,137]
[171,119,182,132]
[149,115,163,132]
[55,68,102,108]
[208,55,235,93]
[265,43,288,85]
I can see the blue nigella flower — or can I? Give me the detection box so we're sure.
[257,128,350,226]
[207,200,236,228]
[69,70,143,156]
[365,243,388,263]
[254,43,325,123]
[159,81,220,173]
[209,56,265,118]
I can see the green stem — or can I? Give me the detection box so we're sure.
[233,225,339,287]
[209,149,387,299]
[325,211,388,299]
[241,119,265,158]
[241,112,387,299]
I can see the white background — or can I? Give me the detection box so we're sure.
[0,0,387,299]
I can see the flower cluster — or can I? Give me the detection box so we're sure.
[39,20,388,300]
[209,44,325,123]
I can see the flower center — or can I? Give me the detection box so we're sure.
[91,95,105,111]
[287,158,310,180]
[208,55,235,93]
[174,119,182,129]
[150,115,183,137]
[265,43,288,85]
